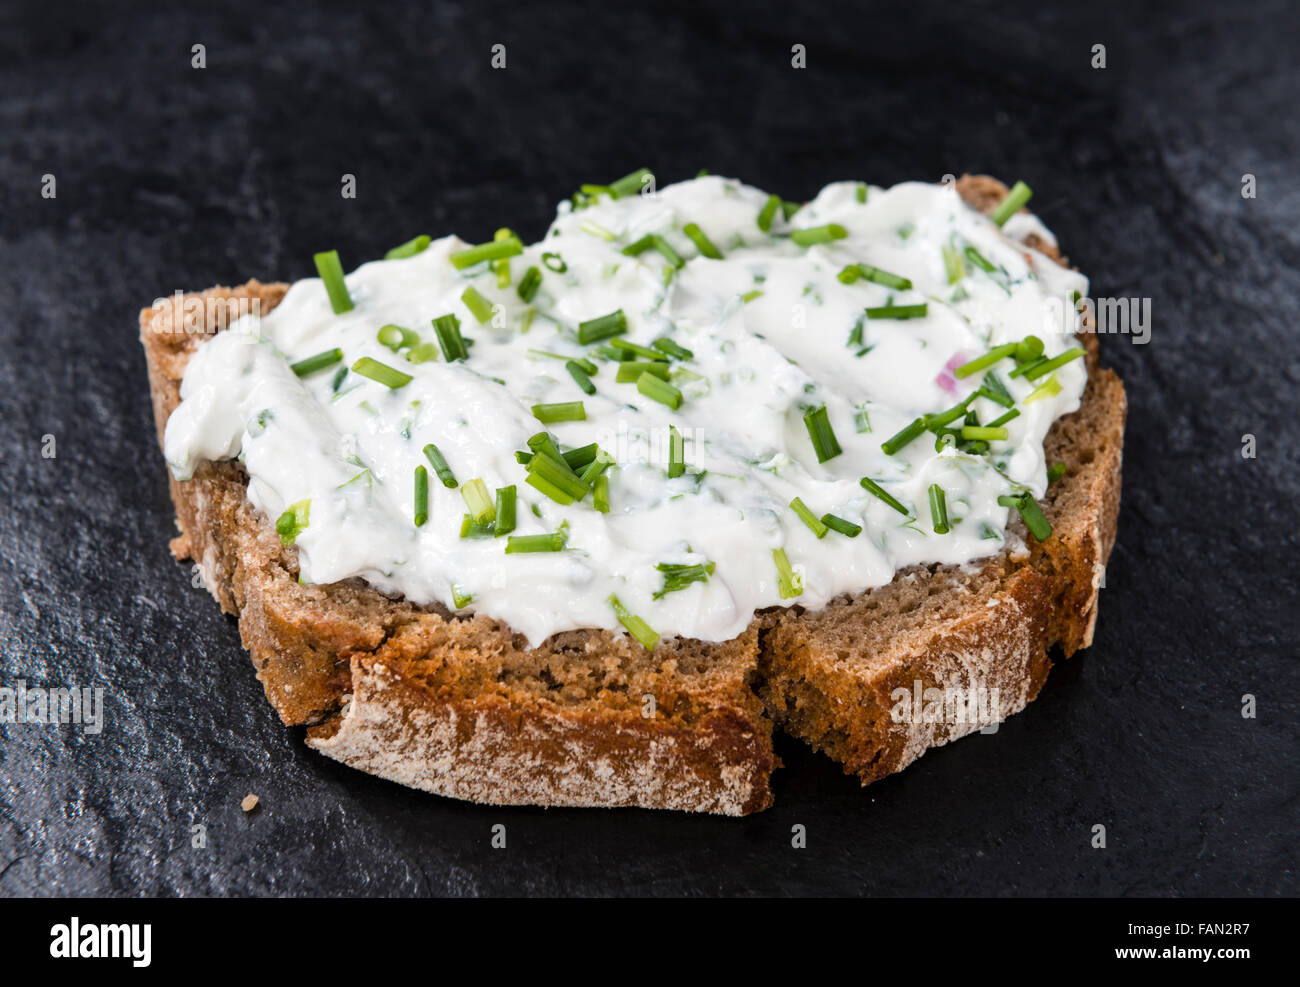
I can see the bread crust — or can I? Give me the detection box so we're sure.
[138,176,1124,811]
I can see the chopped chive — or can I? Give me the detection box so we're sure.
[637,372,683,409]
[668,425,685,478]
[607,338,666,361]
[865,303,928,320]
[541,251,567,273]
[621,234,685,268]
[855,183,868,203]
[942,243,965,284]
[1016,335,1045,363]
[275,499,310,546]
[790,497,828,538]
[525,452,588,502]
[494,485,517,536]
[423,444,457,488]
[531,401,585,423]
[562,443,599,471]
[999,491,1052,540]
[526,431,567,465]
[461,478,496,525]
[593,472,611,512]
[451,584,474,609]
[925,396,976,430]
[847,264,912,291]
[954,343,1019,379]
[782,199,801,219]
[524,471,578,505]
[860,476,909,515]
[1024,347,1085,380]
[377,324,419,350]
[461,286,495,324]
[505,531,567,553]
[652,561,715,599]
[1008,356,1049,379]
[385,235,431,260]
[566,360,597,394]
[975,385,1015,409]
[578,450,613,485]
[981,371,1014,405]
[608,594,658,650]
[757,194,782,232]
[1024,374,1064,404]
[290,348,343,376]
[517,265,543,303]
[514,450,534,465]
[577,309,628,344]
[803,405,842,463]
[964,245,998,273]
[989,180,1033,226]
[413,465,429,527]
[652,337,693,361]
[432,313,469,362]
[313,250,353,314]
[609,168,653,198]
[987,408,1021,429]
[853,404,872,433]
[838,264,862,284]
[1047,461,1067,484]
[772,548,802,599]
[449,236,523,269]
[351,357,412,389]
[406,341,438,364]
[459,514,495,538]
[881,416,927,455]
[790,224,848,246]
[683,222,723,259]
[616,360,670,382]
[740,289,764,303]
[821,513,861,537]
[928,484,950,534]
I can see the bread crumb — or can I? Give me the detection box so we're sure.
[241,793,259,812]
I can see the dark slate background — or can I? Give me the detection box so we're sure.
[0,0,1295,897]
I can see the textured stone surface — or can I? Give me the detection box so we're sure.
[0,0,1295,895]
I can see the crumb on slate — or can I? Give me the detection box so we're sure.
[241,793,259,813]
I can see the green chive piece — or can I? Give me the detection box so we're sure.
[578,451,613,485]
[650,234,686,268]
[987,408,1021,429]
[526,431,567,465]
[525,452,588,503]
[450,584,474,609]
[740,289,764,303]
[577,309,628,344]
[954,343,1019,379]
[385,235,431,260]
[790,224,848,246]
[566,360,597,394]
[423,444,457,488]
[461,286,495,324]
[1000,492,1051,540]
[609,168,653,198]
[772,548,802,599]
[847,264,912,291]
[461,478,496,525]
[1024,374,1064,404]
[275,499,310,545]
[865,303,928,320]
[459,514,495,538]
[757,194,782,232]
[668,426,685,478]
[608,338,667,361]
[637,372,683,409]
[821,513,862,538]
[1024,347,1085,380]
[964,244,998,273]
[1016,335,1045,363]
[791,498,828,538]
[803,405,842,463]
[860,476,909,515]
[313,250,354,314]
[975,386,1014,409]
[1009,356,1049,379]
[517,265,543,303]
[494,485,516,536]
[351,357,412,389]
[683,222,723,259]
[652,338,693,361]
[406,342,438,364]
[450,236,523,269]
[881,417,927,455]
[942,243,965,284]
[593,473,611,513]
[982,371,1014,403]
[432,313,468,362]
[562,443,599,470]
[925,396,976,430]
[506,531,567,554]
[413,466,429,527]
[652,561,715,599]
[855,183,868,203]
[617,360,670,382]
[541,251,567,272]
[290,348,343,376]
[989,180,1033,226]
[608,594,658,650]
[837,265,862,284]
[928,483,950,534]
[377,324,419,350]
[532,401,586,423]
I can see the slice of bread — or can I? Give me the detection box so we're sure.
[139,176,1124,814]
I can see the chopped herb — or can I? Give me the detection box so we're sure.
[423,444,457,488]
[385,235,431,260]
[1024,347,1085,380]
[505,530,568,553]
[616,360,670,382]
[275,499,310,545]
[459,513,495,538]
[609,168,653,198]
[668,425,685,478]
[517,265,542,303]
[865,303,927,320]
[790,224,847,246]
[608,593,658,650]
[928,483,950,534]
[821,513,862,537]
[577,309,628,344]
[843,264,912,291]
[291,348,343,376]
[637,372,683,409]
[960,425,1009,442]
[351,357,412,389]
[461,286,495,324]
[942,243,965,284]
[413,466,429,526]
[541,251,567,272]
[683,222,723,259]
[449,236,523,269]
[451,584,474,609]
[532,401,586,423]
[790,497,828,538]
[313,250,353,314]
[562,443,599,470]
[593,472,611,513]
[461,478,496,525]
[772,547,802,599]
[803,405,842,463]
[494,485,517,536]
[954,343,1019,379]
[432,313,469,362]
[652,337,693,360]
[566,360,597,394]
[608,338,666,361]
[406,342,438,364]
[652,561,715,599]
[989,180,1033,226]
[860,476,909,515]
[986,408,1021,429]
[1024,374,1063,404]
[999,491,1052,540]
[757,194,782,232]
[377,324,419,350]
[881,416,927,455]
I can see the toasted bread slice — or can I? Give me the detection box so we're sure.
[139,176,1123,813]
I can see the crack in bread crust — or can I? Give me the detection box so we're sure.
[138,176,1124,812]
